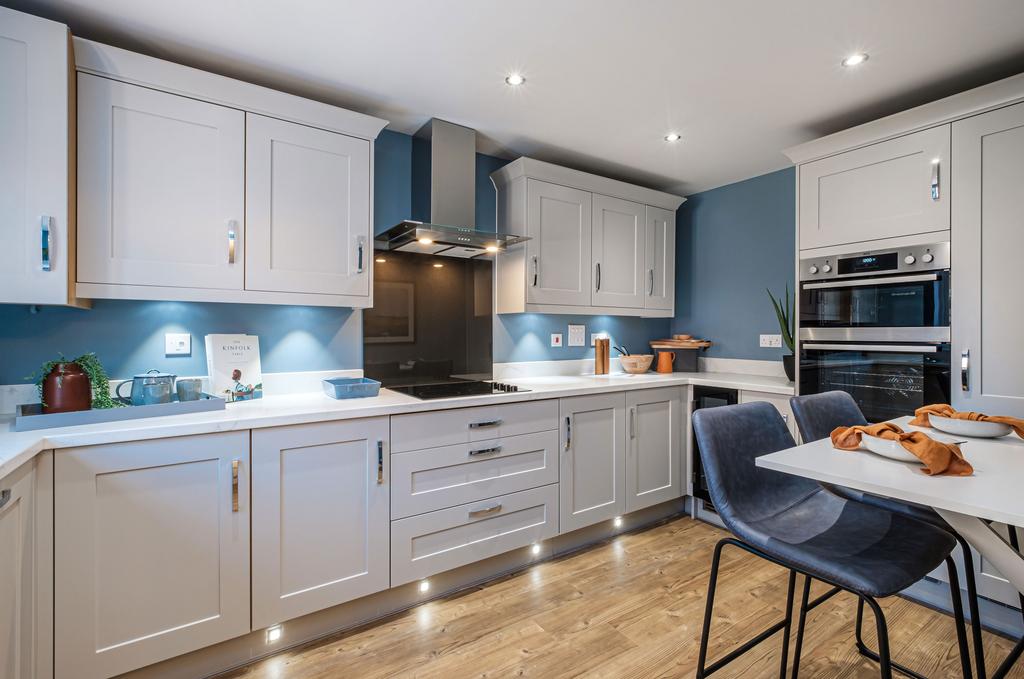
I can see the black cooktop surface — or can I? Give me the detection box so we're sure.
[389,381,527,400]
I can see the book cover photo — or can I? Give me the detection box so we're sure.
[204,334,264,402]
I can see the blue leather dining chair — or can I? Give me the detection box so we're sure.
[692,401,972,679]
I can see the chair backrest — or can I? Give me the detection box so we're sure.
[789,391,867,442]
[692,402,818,534]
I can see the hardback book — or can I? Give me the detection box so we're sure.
[204,334,264,402]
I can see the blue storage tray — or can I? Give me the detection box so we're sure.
[322,377,381,400]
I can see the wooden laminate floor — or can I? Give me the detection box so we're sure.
[222,517,1023,678]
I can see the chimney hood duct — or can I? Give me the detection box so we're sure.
[376,119,528,258]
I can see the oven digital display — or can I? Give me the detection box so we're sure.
[837,252,899,275]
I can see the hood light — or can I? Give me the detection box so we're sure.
[485,245,499,253]
[418,237,433,245]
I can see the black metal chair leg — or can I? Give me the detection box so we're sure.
[695,540,725,679]
[779,570,797,679]
[790,574,812,679]
[856,597,928,679]
[958,536,988,679]
[946,555,976,679]
[862,596,895,679]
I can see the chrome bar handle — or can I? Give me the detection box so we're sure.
[931,159,941,200]
[595,262,601,292]
[40,216,53,271]
[961,349,970,392]
[356,235,366,273]
[803,343,939,353]
[469,503,502,518]
[532,256,539,287]
[231,459,240,512]
[564,416,572,451]
[629,407,636,439]
[802,273,939,290]
[469,445,502,457]
[227,221,237,264]
[377,440,384,484]
[0,489,10,510]
[469,419,502,429]
[648,269,654,296]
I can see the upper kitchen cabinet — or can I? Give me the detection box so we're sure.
[0,8,83,307]
[73,38,386,307]
[493,157,684,318]
[791,125,951,252]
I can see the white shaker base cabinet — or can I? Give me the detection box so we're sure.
[559,393,627,533]
[625,387,683,514]
[251,418,390,629]
[55,432,250,679]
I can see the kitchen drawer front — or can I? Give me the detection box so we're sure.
[391,430,559,519]
[391,399,558,453]
[391,484,558,586]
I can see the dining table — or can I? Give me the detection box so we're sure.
[757,415,1024,678]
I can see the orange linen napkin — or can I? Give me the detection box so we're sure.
[910,404,1024,439]
[831,422,974,476]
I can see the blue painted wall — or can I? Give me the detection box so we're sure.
[671,168,796,360]
[494,314,670,363]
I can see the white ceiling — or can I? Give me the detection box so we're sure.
[11,0,1024,194]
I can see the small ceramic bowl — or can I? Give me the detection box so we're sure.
[861,434,921,463]
[929,415,1012,439]
[619,354,654,374]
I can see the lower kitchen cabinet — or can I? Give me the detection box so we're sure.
[740,390,799,442]
[559,393,626,533]
[55,432,250,679]
[625,387,683,513]
[251,418,390,629]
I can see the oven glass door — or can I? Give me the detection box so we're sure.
[800,343,951,422]
[800,271,949,329]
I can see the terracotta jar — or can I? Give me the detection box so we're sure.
[42,362,92,413]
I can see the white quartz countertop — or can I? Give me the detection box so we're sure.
[0,370,793,479]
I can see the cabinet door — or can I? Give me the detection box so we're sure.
[0,459,37,679]
[644,206,675,311]
[55,433,250,679]
[0,8,71,305]
[526,179,592,306]
[952,102,1024,416]
[625,387,682,513]
[799,126,950,250]
[592,194,645,308]
[252,417,389,628]
[77,74,245,290]
[245,114,371,296]
[559,393,626,532]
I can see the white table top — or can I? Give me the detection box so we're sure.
[757,416,1024,527]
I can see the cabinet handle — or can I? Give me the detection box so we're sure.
[231,459,240,512]
[469,419,502,429]
[648,269,654,296]
[961,349,970,392]
[357,235,366,274]
[0,489,10,510]
[532,256,539,287]
[377,440,384,484]
[595,262,601,292]
[469,445,502,457]
[930,159,941,201]
[40,216,53,272]
[564,416,572,451]
[629,407,636,439]
[227,221,237,264]
[469,503,502,518]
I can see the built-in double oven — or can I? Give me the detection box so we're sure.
[798,241,951,422]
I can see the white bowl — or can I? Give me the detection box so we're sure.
[861,434,922,464]
[929,414,1012,439]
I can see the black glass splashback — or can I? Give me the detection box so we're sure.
[363,249,493,389]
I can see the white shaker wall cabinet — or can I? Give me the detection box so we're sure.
[55,433,250,679]
[77,74,246,291]
[624,387,683,513]
[0,8,82,306]
[559,393,626,533]
[951,101,1024,418]
[493,157,684,318]
[245,114,371,298]
[251,418,390,629]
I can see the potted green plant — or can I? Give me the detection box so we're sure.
[767,286,796,381]
[29,353,121,413]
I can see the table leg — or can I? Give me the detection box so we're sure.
[936,510,1024,596]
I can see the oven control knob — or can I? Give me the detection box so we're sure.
[808,265,819,275]
[904,255,917,265]
[822,264,832,273]
[922,253,934,263]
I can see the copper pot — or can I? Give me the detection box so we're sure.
[42,362,92,414]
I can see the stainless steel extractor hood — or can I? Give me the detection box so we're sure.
[375,119,528,258]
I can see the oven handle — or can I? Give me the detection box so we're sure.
[801,273,939,290]
[803,343,939,353]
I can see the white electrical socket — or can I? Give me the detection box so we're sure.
[759,334,783,348]
[165,332,192,356]
[550,333,563,347]
[590,332,609,347]
[567,324,586,347]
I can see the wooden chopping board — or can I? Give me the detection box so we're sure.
[650,338,712,349]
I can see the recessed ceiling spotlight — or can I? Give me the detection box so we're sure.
[505,72,525,86]
[664,133,682,143]
[841,52,869,67]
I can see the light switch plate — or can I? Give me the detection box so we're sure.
[550,333,563,348]
[165,332,192,356]
[567,324,586,347]
[590,332,609,347]
[759,334,783,348]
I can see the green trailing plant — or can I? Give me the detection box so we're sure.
[28,352,122,409]
[766,285,795,354]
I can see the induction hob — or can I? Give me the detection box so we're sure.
[388,380,528,400]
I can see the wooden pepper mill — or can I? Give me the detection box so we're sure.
[595,338,610,375]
